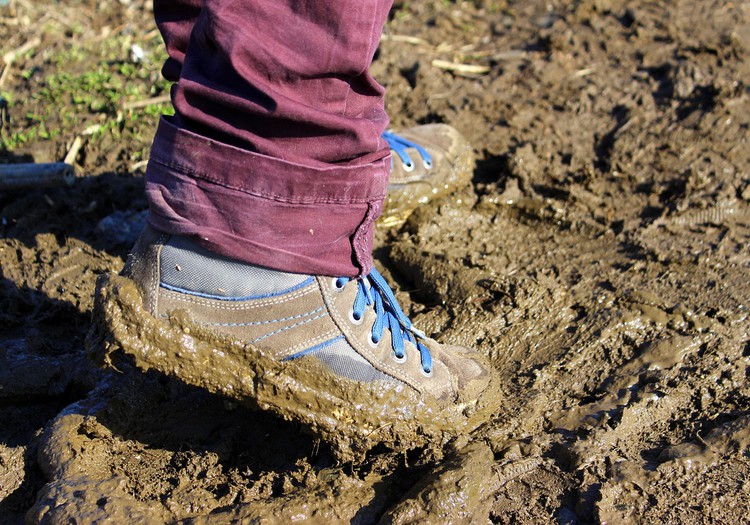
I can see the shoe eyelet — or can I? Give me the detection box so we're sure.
[348,309,364,325]
[392,351,407,364]
[423,158,433,170]
[421,366,433,378]
[402,160,415,172]
[331,277,346,292]
[368,333,380,348]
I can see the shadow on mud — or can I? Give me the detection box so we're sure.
[0,170,147,258]
[29,367,422,523]
[94,370,332,477]
[0,275,101,523]
[0,282,98,523]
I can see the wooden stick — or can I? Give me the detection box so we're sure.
[0,163,75,190]
[431,59,491,75]
[0,17,21,27]
[490,50,529,61]
[380,34,430,46]
[0,36,41,87]
[63,135,83,165]
[122,94,171,110]
[129,159,149,172]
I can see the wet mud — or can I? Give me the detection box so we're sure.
[1,0,750,523]
[87,271,504,463]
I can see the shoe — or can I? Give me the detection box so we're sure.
[381,124,475,226]
[88,227,502,460]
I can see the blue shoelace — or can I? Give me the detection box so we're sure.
[382,131,433,172]
[335,268,433,375]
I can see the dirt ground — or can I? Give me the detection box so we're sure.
[1,0,749,523]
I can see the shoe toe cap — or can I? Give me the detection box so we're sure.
[425,341,494,405]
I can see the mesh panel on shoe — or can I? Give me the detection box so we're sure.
[160,236,310,298]
[312,338,398,383]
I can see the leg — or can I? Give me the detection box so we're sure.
[147,0,393,277]
[90,0,500,459]
[153,0,202,83]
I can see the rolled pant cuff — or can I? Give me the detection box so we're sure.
[144,117,389,277]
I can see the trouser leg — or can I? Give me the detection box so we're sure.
[152,0,202,82]
[147,0,394,277]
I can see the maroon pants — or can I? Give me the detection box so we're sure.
[146,0,394,277]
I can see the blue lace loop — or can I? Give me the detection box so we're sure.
[335,268,433,374]
[382,130,433,172]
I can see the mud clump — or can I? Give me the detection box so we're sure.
[2,0,750,522]
[87,272,504,463]
[379,442,498,524]
[27,375,393,524]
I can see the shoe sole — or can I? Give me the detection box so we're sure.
[87,272,504,462]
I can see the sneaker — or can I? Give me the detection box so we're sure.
[88,227,502,460]
[381,124,475,226]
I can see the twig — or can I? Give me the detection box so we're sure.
[129,159,149,172]
[380,33,430,46]
[93,22,129,42]
[63,136,84,165]
[435,42,454,53]
[82,124,102,136]
[0,163,75,190]
[574,68,596,78]
[2,35,40,64]
[431,59,491,75]
[144,27,162,40]
[490,50,529,61]
[0,17,21,27]
[0,35,41,87]
[122,94,171,110]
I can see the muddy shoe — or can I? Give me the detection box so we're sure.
[381,124,475,226]
[88,227,502,461]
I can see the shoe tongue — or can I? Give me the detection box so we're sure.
[160,236,311,298]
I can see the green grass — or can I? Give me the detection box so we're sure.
[1,30,173,154]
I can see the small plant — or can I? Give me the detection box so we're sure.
[1,27,172,156]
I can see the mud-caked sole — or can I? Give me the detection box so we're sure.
[87,273,504,462]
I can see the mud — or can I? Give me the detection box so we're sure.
[1,0,749,523]
[87,271,504,462]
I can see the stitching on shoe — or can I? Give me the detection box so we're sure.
[196,306,326,327]
[152,233,168,314]
[159,284,316,310]
[250,312,328,344]
[280,328,340,358]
